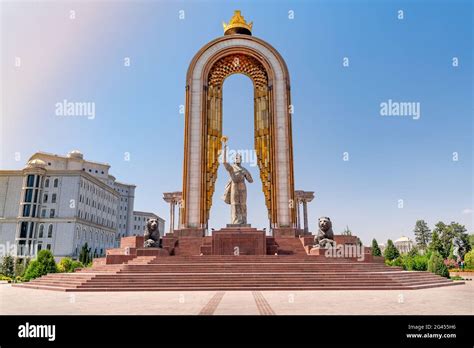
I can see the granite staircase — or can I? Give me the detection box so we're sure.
[14,255,461,292]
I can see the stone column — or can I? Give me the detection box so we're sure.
[296,200,301,231]
[169,201,175,234]
[303,200,309,235]
[164,192,182,234]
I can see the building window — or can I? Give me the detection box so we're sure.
[51,194,57,203]
[49,209,55,218]
[47,225,53,238]
[46,244,51,250]
[24,189,33,203]
[45,178,50,188]
[22,204,31,217]
[37,244,42,251]
[43,193,48,203]
[19,221,28,238]
[26,175,35,187]
[39,224,44,238]
[41,209,46,218]
[29,222,35,238]
[53,178,59,188]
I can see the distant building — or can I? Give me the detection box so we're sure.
[0,150,163,260]
[378,243,386,253]
[132,211,165,237]
[394,236,414,254]
[113,181,135,239]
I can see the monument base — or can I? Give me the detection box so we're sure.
[211,226,266,255]
[273,227,297,238]
[173,228,205,238]
[226,223,251,228]
[105,236,169,264]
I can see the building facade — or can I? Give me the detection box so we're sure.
[132,211,165,237]
[394,236,414,254]
[0,150,162,260]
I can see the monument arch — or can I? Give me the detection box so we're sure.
[180,11,296,234]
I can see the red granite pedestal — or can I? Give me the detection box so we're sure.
[211,226,266,255]
[105,236,169,264]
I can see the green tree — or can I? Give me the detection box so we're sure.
[371,239,382,256]
[0,255,15,277]
[413,220,431,249]
[383,239,400,261]
[427,252,449,278]
[79,243,92,265]
[469,234,474,249]
[429,230,444,255]
[432,222,449,257]
[23,250,57,281]
[434,221,470,258]
[407,246,419,257]
[449,223,471,255]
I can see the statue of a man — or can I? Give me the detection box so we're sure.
[221,139,253,225]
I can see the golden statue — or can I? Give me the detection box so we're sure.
[221,136,253,225]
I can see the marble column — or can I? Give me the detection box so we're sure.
[303,200,309,235]
[163,192,183,235]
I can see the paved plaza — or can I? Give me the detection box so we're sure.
[1,281,472,315]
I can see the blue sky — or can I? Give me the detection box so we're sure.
[1,0,472,244]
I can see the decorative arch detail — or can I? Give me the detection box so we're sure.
[181,35,296,231]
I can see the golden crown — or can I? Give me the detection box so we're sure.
[222,10,253,35]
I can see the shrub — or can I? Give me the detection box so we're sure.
[57,258,83,273]
[23,261,40,281]
[384,239,400,261]
[79,243,92,265]
[0,255,15,278]
[371,239,382,257]
[464,250,474,269]
[443,258,458,269]
[428,252,450,278]
[402,255,414,270]
[0,275,13,282]
[14,257,30,278]
[386,257,403,267]
[399,254,428,271]
[23,250,57,281]
[412,255,428,271]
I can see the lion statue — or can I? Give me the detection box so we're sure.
[144,218,162,248]
[314,216,335,248]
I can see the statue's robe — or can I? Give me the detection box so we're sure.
[221,162,253,224]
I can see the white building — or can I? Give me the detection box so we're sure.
[113,180,135,240]
[394,236,414,254]
[132,211,165,237]
[0,150,162,260]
